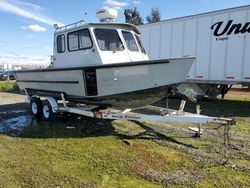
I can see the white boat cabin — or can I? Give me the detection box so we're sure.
[53,21,149,68]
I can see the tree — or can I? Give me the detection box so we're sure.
[146,8,161,23]
[124,7,143,25]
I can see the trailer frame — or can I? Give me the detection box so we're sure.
[25,90,235,137]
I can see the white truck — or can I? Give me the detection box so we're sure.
[139,5,250,99]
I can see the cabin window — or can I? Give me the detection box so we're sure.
[94,29,124,51]
[57,34,65,53]
[122,31,139,51]
[68,29,92,51]
[135,35,146,54]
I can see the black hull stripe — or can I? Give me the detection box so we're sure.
[13,59,174,73]
[17,80,79,84]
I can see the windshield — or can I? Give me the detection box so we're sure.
[135,35,146,54]
[94,29,124,51]
[122,31,139,52]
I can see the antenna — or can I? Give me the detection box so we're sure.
[82,12,87,23]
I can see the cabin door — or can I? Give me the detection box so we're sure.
[84,69,98,96]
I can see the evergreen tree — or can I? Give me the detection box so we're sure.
[124,7,143,25]
[146,8,161,23]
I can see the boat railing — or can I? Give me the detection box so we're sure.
[55,20,86,33]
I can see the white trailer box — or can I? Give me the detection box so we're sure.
[139,5,250,98]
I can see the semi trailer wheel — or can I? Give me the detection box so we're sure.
[42,100,55,121]
[30,97,42,119]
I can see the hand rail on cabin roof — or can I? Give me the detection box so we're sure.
[55,20,85,33]
[54,21,140,35]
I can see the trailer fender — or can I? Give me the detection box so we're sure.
[43,97,58,113]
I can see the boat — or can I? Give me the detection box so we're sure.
[14,9,195,110]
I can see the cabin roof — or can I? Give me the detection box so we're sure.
[88,23,140,34]
[55,21,140,35]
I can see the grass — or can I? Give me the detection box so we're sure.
[197,166,250,187]
[0,125,166,187]
[0,96,250,187]
[0,81,18,92]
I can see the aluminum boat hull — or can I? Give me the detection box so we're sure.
[15,58,194,109]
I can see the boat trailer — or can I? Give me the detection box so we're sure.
[25,91,236,137]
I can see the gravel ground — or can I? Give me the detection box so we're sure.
[0,92,26,105]
[225,86,250,99]
[140,168,207,186]
[0,92,30,126]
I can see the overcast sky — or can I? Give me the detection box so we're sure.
[0,0,249,65]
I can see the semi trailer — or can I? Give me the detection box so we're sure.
[139,5,250,99]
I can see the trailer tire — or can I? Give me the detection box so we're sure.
[30,97,42,119]
[42,100,55,121]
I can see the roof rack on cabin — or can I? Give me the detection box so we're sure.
[54,20,86,33]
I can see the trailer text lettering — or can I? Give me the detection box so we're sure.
[211,20,250,37]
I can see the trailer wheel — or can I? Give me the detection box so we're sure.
[42,100,55,121]
[30,97,42,119]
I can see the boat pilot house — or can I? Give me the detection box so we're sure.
[15,8,194,110]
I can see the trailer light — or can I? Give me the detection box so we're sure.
[196,76,203,78]
[226,76,235,79]
[244,77,250,80]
